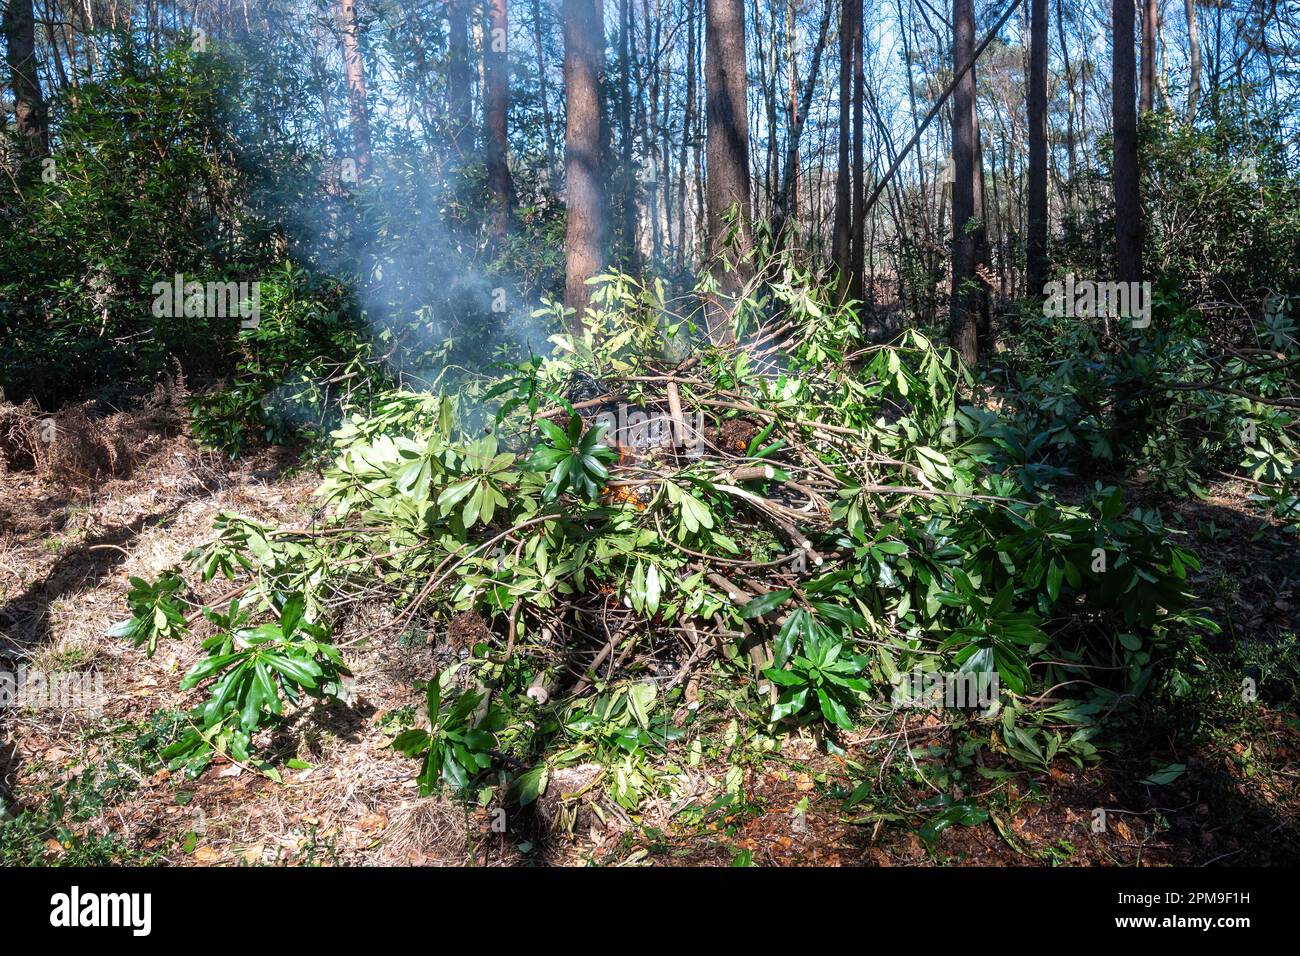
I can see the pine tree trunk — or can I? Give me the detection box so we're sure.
[647,0,663,262]
[1027,0,1049,293]
[703,0,752,344]
[949,0,979,366]
[338,0,371,178]
[617,0,639,268]
[678,0,697,269]
[1113,0,1143,283]
[485,0,517,236]
[1184,0,1201,121]
[849,0,865,303]
[448,0,473,157]
[832,0,852,298]
[562,0,607,331]
[1140,0,1156,113]
[3,0,48,166]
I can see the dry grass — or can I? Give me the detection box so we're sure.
[0,407,535,867]
[0,375,188,485]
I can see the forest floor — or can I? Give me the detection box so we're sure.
[2,414,1299,866]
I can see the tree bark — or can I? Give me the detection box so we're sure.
[616,0,639,268]
[849,0,865,302]
[1113,0,1143,283]
[1057,0,1076,191]
[660,23,674,258]
[338,0,372,178]
[949,0,979,366]
[1027,0,1049,293]
[1139,0,1156,113]
[485,0,517,236]
[3,0,48,165]
[752,0,776,216]
[832,0,852,298]
[972,95,990,349]
[1184,0,1201,121]
[562,0,607,331]
[678,0,698,269]
[644,0,663,261]
[704,0,753,344]
[786,0,797,220]
[692,0,706,265]
[448,0,473,157]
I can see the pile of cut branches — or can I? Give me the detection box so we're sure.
[110,270,1215,808]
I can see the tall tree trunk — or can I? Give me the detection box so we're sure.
[832,0,852,297]
[972,100,990,347]
[692,1,706,264]
[1210,0,1222,120]
[1155,3,1170,106]
[527,0,559,178]
[704,0,752,344]
[3,0,48,166]
[448,0,473,157]
[1057,0,1076,191]
[634,0,661,263]
[1027,0,1049,292]
[1113,0,1143,283]
[42,2,70,95]
[646,0,663,262]
[485,0,517,236]
[678,0,698,269]
[531,0,557,175]
[949,0,979,366]
[1139,0,1156,113]
[1184,0,1201,121]
[772,0,831,243]
[338,0,371,178]
[616,0,639,268]
[660,32,674,258]
[786,0,797,220]
[849,0,865,302]
[562,0,606,330]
